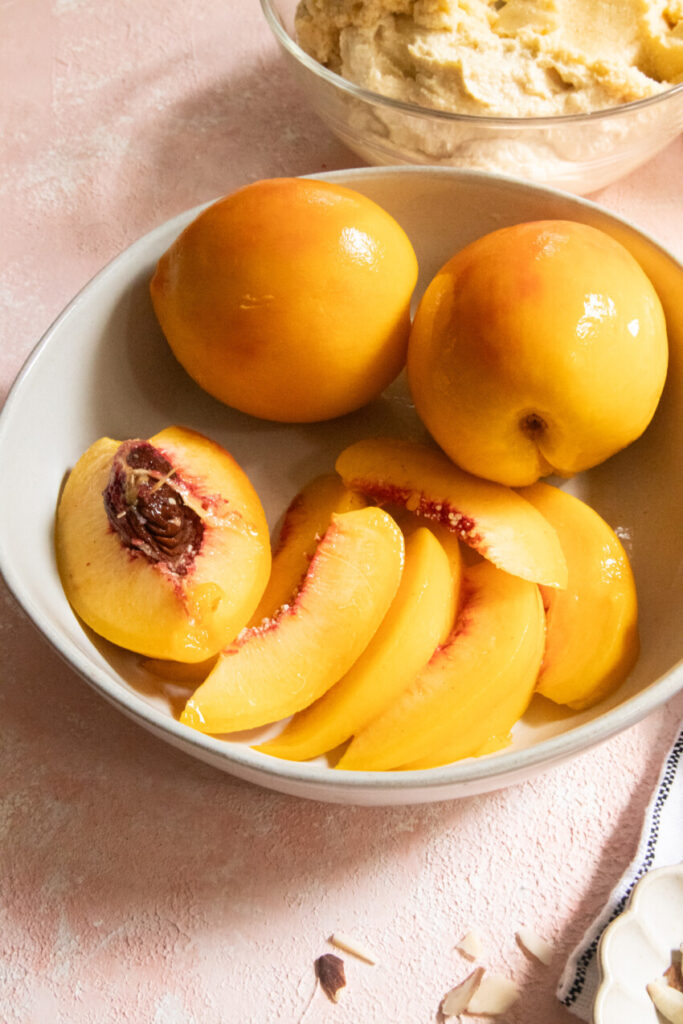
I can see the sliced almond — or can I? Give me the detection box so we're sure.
[315,954,346,1003]
[466,973,519,1015]
[516,926,554,965]
[457,930,484,961]
[329,932,378,965]
[441,967,485,1018]
[647,978,683,1024]
[665,961,683,993]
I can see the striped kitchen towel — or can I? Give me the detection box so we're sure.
[556,720,683,1021]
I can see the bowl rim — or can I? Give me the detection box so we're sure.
[1,164,682,800]
[260,0,683,128]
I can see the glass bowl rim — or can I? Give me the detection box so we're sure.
[261,0,683,129]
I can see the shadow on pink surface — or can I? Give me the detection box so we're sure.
[1,571,680,1023]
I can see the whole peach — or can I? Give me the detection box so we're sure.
[407,220,668,486]
[151,178,418,422]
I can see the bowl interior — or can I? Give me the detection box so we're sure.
[1,167,681,804]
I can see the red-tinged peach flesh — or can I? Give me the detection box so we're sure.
[254,525,455,762]
[180,507,405,733]
[55,426,271,662]
[337,559,545,772]
[248,472,366,626]
[336,437,567,588]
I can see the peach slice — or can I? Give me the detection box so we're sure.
[336,438,567,588]
[404,643,542,770]
[518,482,639,710]
[180,507,405,734]
[337,559,545,771]
[255,525,456,762]
[55,425,271,662]
[248,472,366,626]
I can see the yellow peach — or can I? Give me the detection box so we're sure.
[180,507,405,733]
[55,426,271,662]
[408,220,668,486]
[336,437,567,588]
[337,559,546,772]
[519,482,639,710]
[150,177,418,422]
[255,526,456,762]
[248,473,366,626]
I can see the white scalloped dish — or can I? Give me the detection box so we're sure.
[595,863,683,1024]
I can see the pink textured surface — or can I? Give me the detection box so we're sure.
[1,3,682,1022]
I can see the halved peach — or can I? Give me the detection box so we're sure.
[256,525,455,762]
[55,426,271,662]
[180,507,405,734]
[336,438,567,588]
[518,482,639,710]
[337,559,546,771]
[248,472,365,626]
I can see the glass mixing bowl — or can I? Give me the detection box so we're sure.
[261,0,683,195]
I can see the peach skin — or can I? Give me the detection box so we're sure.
[179,507,405,734]
[407,220,668,486]
[519,482,639,710]
[255,526,456,762]
[150,177,418,422]
[55,426,271,662]
[248,473,366,627]
[336,437,567,588]
[337,559,545,772]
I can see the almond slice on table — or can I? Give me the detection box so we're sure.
[441,967,485,1018]
[329,932,379,965]
[516,926,554,965]
[456,929,484,960]
[465,972,520,1015]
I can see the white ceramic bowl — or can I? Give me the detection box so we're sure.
[261,0,683,195]
[595,863,683,1024]
[0,167,681,805]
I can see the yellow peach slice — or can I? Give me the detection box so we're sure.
[336,438,567,588]
[55,426,271,662]
[248,473,366,626]
[404,629,543,770]
[518,482,639,710]
[255,526,456,762]
[180,507,405,734]
[337,559,545,771]
[399,515,465,598]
